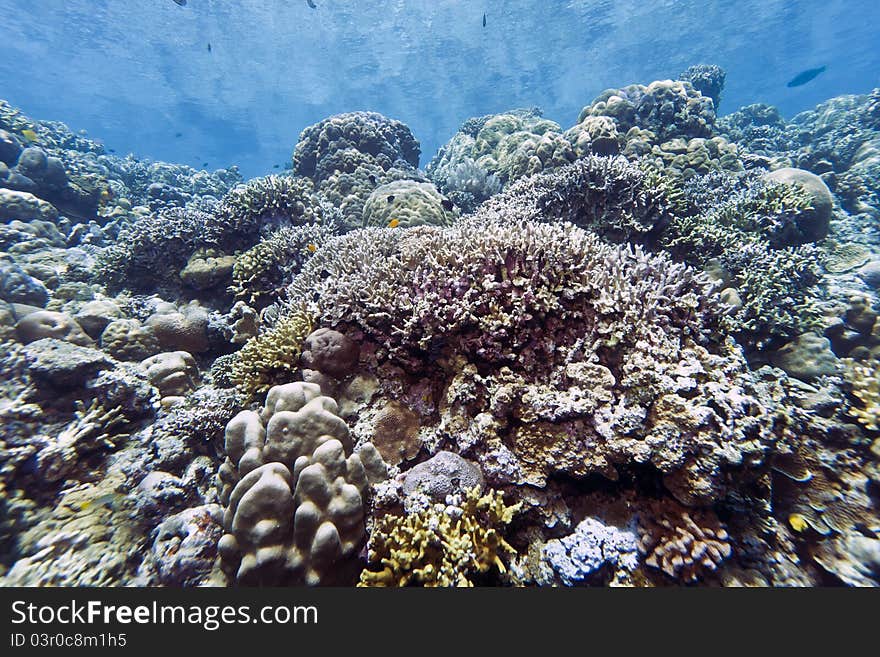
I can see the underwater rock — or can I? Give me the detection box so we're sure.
[16,309,93,346]
[858,260,880,290]
[145,302,210,354]
[179,249,236,291]
[769,333,842,382]
[22,338,111,389]
[140,351,199,405]
[135,471,190,520]
[73,298,122,339]
[0,188,58,222]
[764,167,833,243]
[401,451,484,502]
[142,505,224,587]
[0,128,22,165]
[100,318,162,361]
[0,259,49,306]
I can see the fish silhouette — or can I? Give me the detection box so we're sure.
[787,65,826,88]
[172,0,186,6]
[483,13,487,27]
[307,0,317,8]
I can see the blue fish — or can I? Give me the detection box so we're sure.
[787,65,826,88]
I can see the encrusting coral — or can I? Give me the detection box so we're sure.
[359,487,521,587]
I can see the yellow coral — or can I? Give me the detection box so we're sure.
[358,488,521,587]
[843,358,880,431]
[229,305,313,398]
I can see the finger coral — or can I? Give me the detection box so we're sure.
[217,382,380,585]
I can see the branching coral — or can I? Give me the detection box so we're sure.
[359,487,521,587]
[228,305,314,398]
[472,155,684,242]
[231,223,335,308]
[663,171,824,348]
[428,156,501,213]
[638,499,732,583]
[36,400,130,482]
[213,174,332,236]
[843,357,880,431]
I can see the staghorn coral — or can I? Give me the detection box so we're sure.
[273,211,798,504]
[359,487,520,587]
[228,305,313,398]
[638,499,732,583]
[217,382,381,585]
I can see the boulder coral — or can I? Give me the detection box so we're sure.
[216,382,383,585]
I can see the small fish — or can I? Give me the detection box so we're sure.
[273,164,280,169]
[307,0,317,8]
[483,12,486,27]
[80,492,123,512]
[786,65,826,88]
[307,243,318,253]
[388,218,400,228]
[441,198,454,211]
[175,132,183,138]
[21,129,38,142]
[207,43,212,53]
[788,513,809,533]
[109,148,116,153]
[202,162,209,167]
[172,0,187,6]
[386,195,395,203]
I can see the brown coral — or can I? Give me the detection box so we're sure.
[638,499,732,583]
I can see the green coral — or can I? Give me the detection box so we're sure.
[359,488,521,587]
[662,172,824,348]
[231,224,334,308]
[228,305,314,398]
[361,180,458,228]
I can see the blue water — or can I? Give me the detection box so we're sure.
[1,0,878,178]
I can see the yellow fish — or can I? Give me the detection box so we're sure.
[21,129,38,142]
[788,513,809,533]
[388,218,400,228]
[307,243,317,253]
